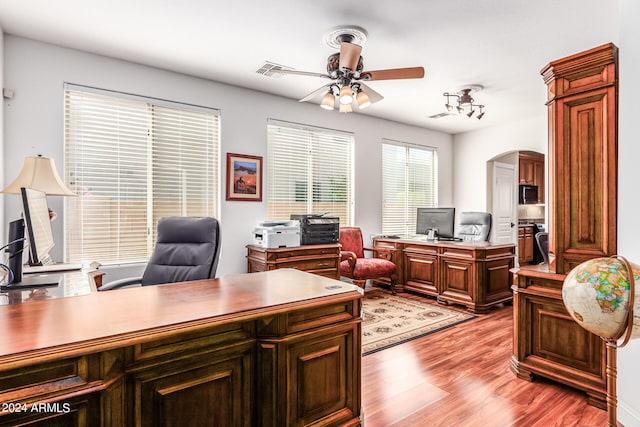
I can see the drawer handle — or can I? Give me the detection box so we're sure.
[317,263,330,267]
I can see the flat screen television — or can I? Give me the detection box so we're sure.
[21,187,55,266]
[416,207,456,239]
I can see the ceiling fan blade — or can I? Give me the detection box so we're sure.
[360,67,425,81]
[299,84,333,103]
[357,82,384,104]
[269,68,332,79]
[338,42,362,71]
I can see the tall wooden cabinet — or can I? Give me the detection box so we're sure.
[542,43,618,274]
[511,43,617,410]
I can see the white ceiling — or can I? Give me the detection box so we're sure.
[0,0,620,134]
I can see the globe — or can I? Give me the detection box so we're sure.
[562,257,640,341]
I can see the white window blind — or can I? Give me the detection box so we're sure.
[64,85,220,264]
[267,120,354,226]
[382,139,437,235]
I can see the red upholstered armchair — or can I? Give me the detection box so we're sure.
[338,227,396,294]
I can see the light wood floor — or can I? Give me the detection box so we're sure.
[361,292,609,427]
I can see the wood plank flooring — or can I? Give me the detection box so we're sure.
[361,292,609,427]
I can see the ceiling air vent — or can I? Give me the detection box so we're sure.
[256,61,293,78]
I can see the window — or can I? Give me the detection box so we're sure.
[382,140,437,235]
[267,119,354,225]
[64,84,220,264]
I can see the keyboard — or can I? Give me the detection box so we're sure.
[23,262,83,274]
[435,236,463,242]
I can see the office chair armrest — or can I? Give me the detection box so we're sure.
[365,247,393,261]
[97,277,143,291]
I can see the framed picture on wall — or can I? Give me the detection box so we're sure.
[226,153,263,201]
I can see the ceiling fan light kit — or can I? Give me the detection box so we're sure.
[356,89,371,109]
[443,85,486,119]
[263,26,425,114]
[339,84,354,104]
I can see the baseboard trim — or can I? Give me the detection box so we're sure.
[618,399,640,427]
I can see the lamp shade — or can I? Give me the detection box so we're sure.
[356,91,371,109]
[320,92,335,110]
[2,155,75,196]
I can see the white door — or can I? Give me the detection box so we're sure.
[492,161,517,245]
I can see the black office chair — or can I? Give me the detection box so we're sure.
[535,231,549,265]
[98,216,221,291]
[456,212,492,241]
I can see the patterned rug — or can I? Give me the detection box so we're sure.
[362,290,476,356]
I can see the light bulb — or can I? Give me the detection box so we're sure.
[339,85,353,105]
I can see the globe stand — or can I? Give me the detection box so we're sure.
[604,339,618,427]
[563,255,636,427]
[603,256,636,427]
[608,257,636,427]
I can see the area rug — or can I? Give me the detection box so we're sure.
[362,290,476,356]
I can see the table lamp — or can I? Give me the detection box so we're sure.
[1,155,75,283]
[1,155,75,196]
[562,256,639,427]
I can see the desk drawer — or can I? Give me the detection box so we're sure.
[279,258,338,271]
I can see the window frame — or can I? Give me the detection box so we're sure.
[266,119,354,226]
[63,83,221,265]
[381,139,438,236]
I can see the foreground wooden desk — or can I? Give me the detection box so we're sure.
[0,269,363,426]
[373,237,515,313]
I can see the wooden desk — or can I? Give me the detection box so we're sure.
[246,244,341,280]
[373,237,515,313]
[0,269,362,426]
[511,265,606,409]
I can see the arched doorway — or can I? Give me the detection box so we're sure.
[487,150,545,266]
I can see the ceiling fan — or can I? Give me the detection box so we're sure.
[267,26,425,112]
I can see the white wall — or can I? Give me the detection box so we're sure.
[0,27,4,246]
[452,115,547,213]
[2,35,453,277]
[617,0,640,424]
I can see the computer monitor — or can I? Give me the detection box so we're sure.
[21,187,55,266]
[416,207,456,239]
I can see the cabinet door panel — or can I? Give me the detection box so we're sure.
[258,323,360,427]
[525,295,603,376]
[404,254,438,295]
[136,354,252,427]
[440,258,473,301]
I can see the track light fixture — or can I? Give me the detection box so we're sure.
[443,86,486,120]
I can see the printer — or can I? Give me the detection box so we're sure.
[253,220,301,248]
[290,214,340,245]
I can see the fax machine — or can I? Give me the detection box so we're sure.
[252,220,301,248]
